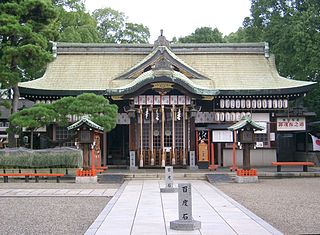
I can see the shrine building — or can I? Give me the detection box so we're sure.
[18,33,316,169]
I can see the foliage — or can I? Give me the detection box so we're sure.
[0,147,82,168]
[121,22,150,44]
[225,27,250,43]
[177,27,225,43]
[0,0,57,147]
[243,0,320,81]
[234,0,320,118]
[93,7,150,43]
[53,93,118,132]
[0,99,11,116]
[55,4,101,43]
[9,103,56,130]
[0,0,57,90]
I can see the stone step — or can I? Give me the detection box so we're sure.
[123,173,207,180]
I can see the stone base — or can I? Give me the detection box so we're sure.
[170,219,201,230]
[197,161,209,169]
[76,176,97,184]
[187,165,199,170]
[235,175,258,183]
[160,187,178,193]
[129,166,138,171]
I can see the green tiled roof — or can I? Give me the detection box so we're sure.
[67,117,104,131]
[228,116,264,131]
[19,42,316,97]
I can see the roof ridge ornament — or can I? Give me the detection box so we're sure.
[153,57,173,71]
[153,29,170,49]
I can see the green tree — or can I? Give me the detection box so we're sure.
[9,103,56,148]
[93,7,150,43]
[243,0,320,117]
[121,23,150,43]
[178,27,225,43]
[53,93,118,132]
[0,0,57,146]
[53,0,101,43]
[225,27,250,43]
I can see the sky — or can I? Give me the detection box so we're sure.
[85,0,252,42]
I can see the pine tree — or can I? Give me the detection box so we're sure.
[0,0,57,146]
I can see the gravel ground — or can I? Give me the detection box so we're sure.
[216,178,320,235]
[0,197,110,235]
[0,182,120,189]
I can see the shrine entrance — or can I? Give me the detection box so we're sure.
[137,106,187,167]
[129,93,196,168]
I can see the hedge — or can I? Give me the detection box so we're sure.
[0,147,82,168]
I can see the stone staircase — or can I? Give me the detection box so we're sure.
[123,172,207,180]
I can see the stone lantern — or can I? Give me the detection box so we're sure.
[228,116,264,170]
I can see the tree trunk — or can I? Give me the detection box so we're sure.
[12,84,20,113]
[30,130,34,149]
[8,85,21,148]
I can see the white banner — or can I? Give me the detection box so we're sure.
[310,134,320,151]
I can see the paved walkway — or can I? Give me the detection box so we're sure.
[86,180,282,235]
[0,188,117,197]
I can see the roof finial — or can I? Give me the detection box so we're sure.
[153,29,170,49]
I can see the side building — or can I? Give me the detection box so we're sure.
[18,34,316,168]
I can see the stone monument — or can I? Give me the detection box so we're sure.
[160,166,177,193]
[170,183,201,230]
[129,151,138,171]
[188,151,198,170]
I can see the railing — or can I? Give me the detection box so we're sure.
[236,169,257,176]
[76,169,97,176]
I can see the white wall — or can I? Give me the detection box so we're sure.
[223,148,276,167]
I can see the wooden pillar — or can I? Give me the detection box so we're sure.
[182,105,187,165]
[208,130,211,163]
[103,132,107,166]
[139,105,143,167]
[150,106,155,165]
[171,105,176,165]
[52,124,56,141]
[230,130,238,171]
[91,146,95,170]
[243,144,251,170]
[190,116,196,166]
[211,143,215,166]
[161,105,165,167]
[195,129,199,163]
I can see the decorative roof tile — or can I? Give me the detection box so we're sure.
[67,117,104,131]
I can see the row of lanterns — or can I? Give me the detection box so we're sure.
[219,99,288,109]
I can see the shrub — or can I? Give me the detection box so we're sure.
[0,147,82,169]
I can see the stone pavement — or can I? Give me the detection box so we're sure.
[0,188,117,197]
[86,180,283,235]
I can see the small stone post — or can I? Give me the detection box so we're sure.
[170,183,201,230]
[160,166,177,193]
[188,151,198,170]
[129,151,137,171]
